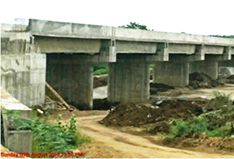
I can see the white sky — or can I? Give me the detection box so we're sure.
[0,0,233,36]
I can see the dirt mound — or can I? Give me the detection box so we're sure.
[227,75,234,80]
[226,75,234,84]
[189,72,221,89]
[150,83,175,95]
[94,75,108,88]
[100,99,208,128]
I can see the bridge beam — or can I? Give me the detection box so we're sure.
[108,54,150,103]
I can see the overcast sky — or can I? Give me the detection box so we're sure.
[0,0,233,36]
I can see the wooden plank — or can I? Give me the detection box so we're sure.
[45,82,73,110]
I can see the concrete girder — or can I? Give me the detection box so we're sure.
[204,46,232,61]
[167,44,205,63]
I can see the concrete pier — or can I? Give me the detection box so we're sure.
[190,61,218,80]
[108,54,150,103]
[46,54,93,110]
[153,62,189,87]
[219,56,234,67]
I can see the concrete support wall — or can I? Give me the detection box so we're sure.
[190,61,218,79]
[46,54,93,110]
[218,56,234,67]
[1,87,32,154]
[1,54,46,107]
[108,54,150,103]
[153,62,189,87]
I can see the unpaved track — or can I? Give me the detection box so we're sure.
[77,115,234,158]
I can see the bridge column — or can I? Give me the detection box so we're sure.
[46,54,93,110]
[108,54,150,103]
[153,62,189,87]
[190,61,218,79]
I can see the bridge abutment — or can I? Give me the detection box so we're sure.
[108,54,150,103]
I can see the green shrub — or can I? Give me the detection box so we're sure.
[209,91,233,110]
[93,64,108,75]
[190,116,208,132]
[171,121,191,137]
[206,124,234,137]
[5,110,89,157]
[207,91,234,133]
[94,68,108,75]
[169,117,208,138]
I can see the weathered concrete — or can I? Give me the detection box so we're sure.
[219,55,234,67]
[153,61,189,87]
[1,20,234,109]
[1,53,46,107]
[108,54,150,103]
[190,61,219,80]
[29,19,234,47]
[46,54,93,110]
[1,87,32,154]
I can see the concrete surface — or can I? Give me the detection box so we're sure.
[108,54,150,103]
[1,87,32,154]
[153,62,189,87]
[1,53,46,107]
[1,20,234,108]
[46,54,93,110]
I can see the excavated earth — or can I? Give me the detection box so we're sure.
[189,72,222,89]
[100,99,211,133]
[99,98,234,153]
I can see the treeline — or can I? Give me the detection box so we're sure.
[210,35,234,38]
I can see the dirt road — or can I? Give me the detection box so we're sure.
[76,114,234,158]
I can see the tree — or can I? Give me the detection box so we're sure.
[119,22,153,31]
[210,35,234,39]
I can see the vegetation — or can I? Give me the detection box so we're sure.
[4,110,89,157]
[165,91,234,139]
[210,35,234,39]
[119,22,153,31]
[93,63,108,75]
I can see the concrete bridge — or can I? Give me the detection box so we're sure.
[1,19,234,110]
